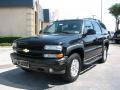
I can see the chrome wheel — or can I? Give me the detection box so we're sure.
[103,47,107,61]
[64,53,81,82]
[70,59,79,77]
[98,46,108,63]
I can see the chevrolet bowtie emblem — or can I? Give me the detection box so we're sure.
[23,49,29,53]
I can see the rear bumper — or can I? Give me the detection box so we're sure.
[10,53,68,74]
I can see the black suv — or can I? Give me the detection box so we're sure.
[113,30,120,43]
[11,18,109,82]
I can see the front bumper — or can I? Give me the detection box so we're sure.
[10,53,68,74]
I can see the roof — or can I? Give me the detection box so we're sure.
[56,19,83,21]
[0,0,34,7]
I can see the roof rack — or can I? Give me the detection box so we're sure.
[84,18,101,22]
[84,18,97,20]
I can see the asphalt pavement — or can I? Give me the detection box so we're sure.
[0,44,120,90]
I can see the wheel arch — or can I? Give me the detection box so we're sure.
[66,47,84,64]
[104,40,109,50]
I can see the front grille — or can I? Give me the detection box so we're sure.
[17,42,43,50]
[17,50,43,58]
[16,42,44,58]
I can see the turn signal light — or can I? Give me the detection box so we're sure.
[56,53,64,59]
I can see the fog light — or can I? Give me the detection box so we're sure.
[44,53,64,59]
[49,68,53,73]
[44,54,56,58]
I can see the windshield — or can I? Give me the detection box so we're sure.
[43,20,83,34]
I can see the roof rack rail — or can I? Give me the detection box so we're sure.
[84,18,101,22]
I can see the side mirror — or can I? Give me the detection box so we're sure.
[87,29,96,35]
[39,30,42,34]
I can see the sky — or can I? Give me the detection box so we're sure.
[39,0,120,31]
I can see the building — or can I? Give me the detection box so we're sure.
[0,0,47,37]
[42,9,50,29]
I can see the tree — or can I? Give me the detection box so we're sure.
[109,3,120,31]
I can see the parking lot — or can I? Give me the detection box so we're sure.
[0,44,120,90]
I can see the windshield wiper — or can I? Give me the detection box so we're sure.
[60,31,73,34]
[43,32,51,34]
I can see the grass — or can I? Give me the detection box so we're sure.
[0,43,12,46]
[0,36,21,46]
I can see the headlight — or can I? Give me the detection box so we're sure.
[44,45,62,51]
[12,42,17,48]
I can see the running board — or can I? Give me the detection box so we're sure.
[84,56,102,65]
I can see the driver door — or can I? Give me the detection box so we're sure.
[83,20,97,62]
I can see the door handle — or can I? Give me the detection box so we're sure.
[95,38,98,40]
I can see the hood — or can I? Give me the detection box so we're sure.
[16,34,82,45]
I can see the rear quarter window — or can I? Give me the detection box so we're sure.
[115,31,120,34]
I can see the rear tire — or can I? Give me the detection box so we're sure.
[63,53,82,82]
[99,46,108,63]
[115,40,119,44]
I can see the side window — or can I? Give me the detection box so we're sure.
[92,21,102,34]
[84,21,94,33]
[99,22,108,34]
[99,22,106,29]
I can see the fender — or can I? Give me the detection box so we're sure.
[103,38,109,45]
[66,43,84,56]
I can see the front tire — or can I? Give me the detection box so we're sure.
[21,68,33,72]
[115,40,119,44]
[63,53,82,82]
